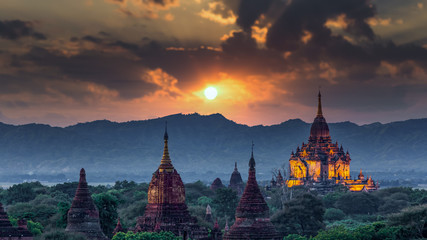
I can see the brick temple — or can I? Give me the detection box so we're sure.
[0,203,33,240]
[228,162,244,195]
[134,126,208,239]
[286,92,378,192]
[65,168,108,240]
[224,146,280,240]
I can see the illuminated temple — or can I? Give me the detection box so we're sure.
[134,125,208,239]
[286,92,378,192]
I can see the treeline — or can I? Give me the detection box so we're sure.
[0,181,427,240]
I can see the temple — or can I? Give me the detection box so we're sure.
[134,125,208,239]
[0,203,33,240]
[65,168,108,240]
[228,162,244,196]
[112,218,126,236]
[286,92,378,192]
[224,146,280,240]
[210,178,225,192]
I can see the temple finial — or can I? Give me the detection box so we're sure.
[317,91,323,116]
[164,121,168,140]
[160,123,173,171]
[234,162,237,171]
[249,141,255,169]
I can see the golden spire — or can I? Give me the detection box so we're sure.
[159,121,174,172]
[317,91,323,117]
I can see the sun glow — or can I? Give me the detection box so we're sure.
[204,87,218,100]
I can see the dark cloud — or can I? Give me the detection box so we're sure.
[17,46,158,100]
[236,0,273,32]
[0,20,46,40]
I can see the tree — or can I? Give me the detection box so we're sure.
[324,208,345,221]
[6,182,39,204]
[388,204,427,238]
[93,192,119,238]
[314,226,356,240]
[272,193,325,237]
[212,188,238,219]
[112,231,181,240]
[57,202,71,228]
[335,192,380,215]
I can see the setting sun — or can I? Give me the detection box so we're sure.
[204,87,218,100]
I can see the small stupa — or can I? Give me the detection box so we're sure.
[228,162,244,196]
[0,203,33,240]
[65,168,108,240]
[210,178,225,191]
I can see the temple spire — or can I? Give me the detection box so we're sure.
[234,162,237,171]
[160,122,173,172]
[317,91,323,117]
[249,141,255,170]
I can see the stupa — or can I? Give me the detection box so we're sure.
[65,168,108,240]
[210,178,225,191]
[223,145,280,240]
[112,218,126,236]
[0,203,33,240]
[134,125,208,239]
[228,162,244,195]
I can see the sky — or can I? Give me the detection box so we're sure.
[0,0,427,127]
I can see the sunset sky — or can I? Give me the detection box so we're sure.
[1,0,427,126]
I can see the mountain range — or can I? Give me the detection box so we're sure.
[0,113,426,182]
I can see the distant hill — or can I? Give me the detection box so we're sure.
[0,113,426,182]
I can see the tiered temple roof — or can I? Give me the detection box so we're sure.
[229,162,244,195]
[65,168,108,240]
[224,146,280,240]
[0,203,33,240]
[135,125,208,239]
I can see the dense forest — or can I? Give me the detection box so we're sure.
[0,180,426,240]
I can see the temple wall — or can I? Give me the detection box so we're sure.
[289,160,307,179]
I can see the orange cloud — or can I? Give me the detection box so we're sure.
[325,14,348,29]
[199,2,237,25]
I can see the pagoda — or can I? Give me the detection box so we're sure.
[0,203,33,240]
[134,125,208,239]
[228,162,244,196]
[286,92,378,192]
[112,218,126,236]
[223,145,280,240]
[210,178,225,191]
[65,168,108,240]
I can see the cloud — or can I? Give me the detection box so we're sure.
[199,1,237,25]
[0,20,46,40]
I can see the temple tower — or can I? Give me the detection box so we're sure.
[211,178,225,191]
[65,169,107,240]
[224,145,280,240]
[0,203,33,240]
[228,162,244,196]
[135,125,208,239]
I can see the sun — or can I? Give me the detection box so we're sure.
[204,87,218,100]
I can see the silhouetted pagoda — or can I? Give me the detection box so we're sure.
[134,125,208,239]
[224,146,280,240]
[210,178,225,191]
[0,204,33,240]
[65,168,108,240]
[112,218,126,236]
[287,92,378,192]
[228,162,244,196]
